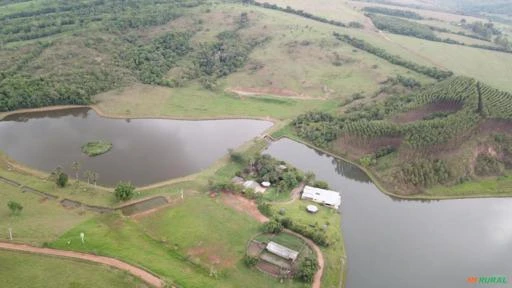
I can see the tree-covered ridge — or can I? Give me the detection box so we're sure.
[333,32,453,80]
[0,0,262,111]
[292,77,512,149]
[367,14,512,53]
[363,6,423,20]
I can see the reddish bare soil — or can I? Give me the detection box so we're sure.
[221,193,269,223]
[227,87,322,99]
[335,135,403,158]
[0,242,163,287]
[478,119,512,134]
[392,102,463,124]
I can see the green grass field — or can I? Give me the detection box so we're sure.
[50,195,311,288]
[0,182,93,245]
[0,250,147,288]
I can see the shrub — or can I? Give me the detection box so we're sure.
[312,180,329,189]
[56,172,68,188]
[296,257,318,283]
[257,202,273,217]
[475,154,504,176]
[7,201,23,215]
[114,182,135,201]
[243,255,259,267]
[261,219,283,234]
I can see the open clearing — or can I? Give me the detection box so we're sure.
[0,249,148,288]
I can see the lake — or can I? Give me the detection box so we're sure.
[0,108,272,186]
[266,138,512,288]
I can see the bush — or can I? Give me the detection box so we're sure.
[296,257,318,283]
[261,219,283,234]
[114,182,135,201]
[56,172,68,188]
[312,180,329,189]
[7,201,23,215]
[257,202,273,217]
[475,154,504,176]
[243,255,259,267]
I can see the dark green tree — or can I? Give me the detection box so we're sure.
[114,182,135,201]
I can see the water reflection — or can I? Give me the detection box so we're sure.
[266,138,512,288]
[0,108,273,186]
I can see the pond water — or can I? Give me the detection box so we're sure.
[266,138,512,288]
[0,108,272,186]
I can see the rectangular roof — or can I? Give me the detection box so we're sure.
[266,241,299,261]
[301,185,341,209]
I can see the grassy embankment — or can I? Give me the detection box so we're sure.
[0,250,146,288]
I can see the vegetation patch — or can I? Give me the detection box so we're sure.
[81,140,113,157]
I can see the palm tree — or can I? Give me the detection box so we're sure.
[91,172,99,188]
[71,161,81,182]
[84,170,93,185]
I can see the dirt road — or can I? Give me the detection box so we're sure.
[221,193,325,288]
[0,242,163,288]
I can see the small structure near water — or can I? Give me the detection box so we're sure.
[266,241,299,262]
[306,205,319,214]
[301,185,341,209]
[243,180,267,193]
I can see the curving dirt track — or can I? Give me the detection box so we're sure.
[221,193,325,288]
[0,242,163,288]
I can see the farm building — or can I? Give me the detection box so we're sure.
[266,241,299,262]
[243,180,266,193]
[301,185,341,209]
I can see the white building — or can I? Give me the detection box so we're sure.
[266,241,299,262]
[301,185,341,209]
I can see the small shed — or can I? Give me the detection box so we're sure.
[243,180,266,193]
[301,185,341,209]
[232,176,244,185]
[266,241,299,262]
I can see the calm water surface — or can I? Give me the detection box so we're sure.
[266,138,512,288]
[0,108,272,186]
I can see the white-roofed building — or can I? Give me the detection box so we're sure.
[243,180,266,193]
[301,185,341,209]
[266,241,299,262]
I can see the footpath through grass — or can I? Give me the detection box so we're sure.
[0,250,146,288]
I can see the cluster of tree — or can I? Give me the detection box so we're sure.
[494,133,512,169]
[333,32,453,80]
[360,146,396,167]
[114,182,135,201]
[274,216,330,246]
[474,153,504,176]
[121,32,193,85]
[251,154,303,193]
[7,201,23,215]
[243,0,349,28]
[296,257,318,283]
[291,112,342,148]
[461,20,501,40]
[368,14,438,41]
[363,6,424,20]
[479,81,512,119]
[395,159,450,187]
[193,31,255,89]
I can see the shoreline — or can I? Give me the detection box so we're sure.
[274,135,512,201]
[0,104,280,123]
[0,104,281,192]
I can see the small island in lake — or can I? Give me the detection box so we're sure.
[81,140,113,157]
